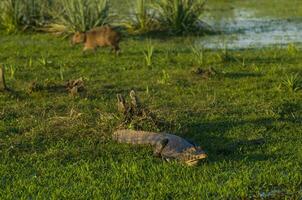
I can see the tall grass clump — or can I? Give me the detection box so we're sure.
[158,70,170,84]
[0,0,51,33]
[50,0,110,33]
[122,0,158,34]
[282,73,302,92]
[143,40,154,67]
[151,0,206,35]
[191,45,204,66]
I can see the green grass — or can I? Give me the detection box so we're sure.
[49,0,110,33]
[151,0,206,34]
[0,32,302,199]
[121,0,158,34]
[0,0,209,35]
[0,0,51,33]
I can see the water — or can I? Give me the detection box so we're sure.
[199,1,302,49]
[112,0,302,49]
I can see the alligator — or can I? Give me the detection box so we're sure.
[113,129,207,166]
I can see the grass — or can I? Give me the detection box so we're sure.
[191,45,205,66]
[151,0,206,34]
[143,40,154,67]
[8,64,16,79]
[0,32,301,199]
[0,0,209,35]
[282,73,302,92]
[0,0,51,33]
[122,0,158,34]
[49,0,110,33]
[0,0,110,34]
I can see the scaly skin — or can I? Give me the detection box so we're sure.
[113,130,207,166]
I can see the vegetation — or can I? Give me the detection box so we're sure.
[143,40,154,67]
[123,0,207,35]
[0,33,301,199]
[282,73,302,92]
[0,0,110,34]
[122,0,158,34]
[49,0,110,33]
[0,0,302,199]
[0,0,207,34]
[151,0,206,34]
[191,45,205,66]
[0,0,51,33]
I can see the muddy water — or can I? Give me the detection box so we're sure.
[200,0,302,49]
[112,0,301,49]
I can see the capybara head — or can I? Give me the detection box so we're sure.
[71,32,86,45]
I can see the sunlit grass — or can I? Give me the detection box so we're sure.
[121,0,158,34]
[151,0,206,34]
[282,73,302,92]
[143,40,154,67]
[0,30,302,199]
[0,0,51,33]
[45,0,109,33]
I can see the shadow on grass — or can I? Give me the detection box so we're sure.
[95,84,146,100]
[0,88,28,100]
[125,23,218,41]
[182,117,301,163]
[243,56,301,64]
[224,72,262,79]
[26,80,67,94]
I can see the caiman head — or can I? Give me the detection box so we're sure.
[179,146,207,166]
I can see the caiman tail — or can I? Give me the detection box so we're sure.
[113,130,164,145]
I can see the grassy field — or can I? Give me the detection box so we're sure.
[0,32,301,199]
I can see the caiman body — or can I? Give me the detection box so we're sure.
[113,129,207,166]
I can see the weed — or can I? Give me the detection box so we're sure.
[122,0,158,34]
[59,65,64,81]
[145,85,149,95]
[0,0,208,35]
[38,54,52,67]
[282,73,302,92]
[0,0,51,33]
[241,57,246,68]
[28,57,33,68]
[220,42,237,63]
[287,43,298,57]
[49,0,110,33]
[151,0,206,34]
[158,70,170,84]
[9,64,16,79]
[191,45,205,66]
[253,65,262,73]
[143,40,154,67]
[38,55,47,67]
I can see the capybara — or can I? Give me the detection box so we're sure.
[71,25,121,55]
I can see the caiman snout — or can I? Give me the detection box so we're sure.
[199,153,207,159]
[185,153,208,166]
